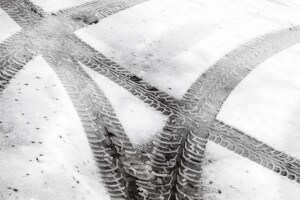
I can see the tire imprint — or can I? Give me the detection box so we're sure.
[208,120,300,183]
[0,0,45,28]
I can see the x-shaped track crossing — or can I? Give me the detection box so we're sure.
[1,0,300,199]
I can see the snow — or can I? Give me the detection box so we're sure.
[81,63,167,146]
[76,0,300,99]
[30,0,95,13]
[218,44,300,159]
[0,56,109,200]
[0,8,21,43]
[203,141,300,200]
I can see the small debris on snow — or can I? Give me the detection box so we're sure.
[72,13,98,25]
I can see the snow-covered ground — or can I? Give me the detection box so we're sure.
[2,0,300,199]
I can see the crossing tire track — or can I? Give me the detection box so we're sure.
[2,0,300,199]
[143,25,300,199]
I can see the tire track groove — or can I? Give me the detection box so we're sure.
[0,32,34,92]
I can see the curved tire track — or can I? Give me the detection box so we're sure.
[43,44,152,199]
[182,26,300,122]
[178,25,300,191]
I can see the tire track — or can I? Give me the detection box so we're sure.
[208,120,300,183]
[44,51,130,200]
[0,32,34,93]
[174,26,300,193]
[144,114,189,200]
[59,0,149,29]
[182,26,300,122]
[139,25,300,198]
[70,36,211,199]
[0,0,45,28]
[71,34,181,117]
[141,113,208,200]
[176,128,208,200]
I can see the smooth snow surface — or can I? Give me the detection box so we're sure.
[0,8,21,43]
[203,142,300,200]
[0,56,109,200]
[76,0,300,99]
[218,44,300,159]
[81,63,167,146]
[30,0,95,12]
